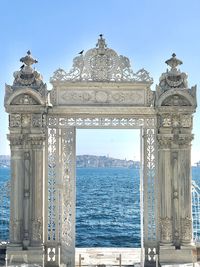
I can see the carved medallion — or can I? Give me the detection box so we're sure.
[95,91,108,102]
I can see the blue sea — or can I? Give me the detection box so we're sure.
[0,167,200,247]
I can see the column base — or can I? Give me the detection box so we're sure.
[159,245,197,264]
[6,244,44,265]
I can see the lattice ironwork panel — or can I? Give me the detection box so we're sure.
[143,128,157,244]
[47,126,76,266]
[47,116,156,129]
[46,114,158,266]
[47,128,57,241]
[61,127,76,248]
[192,181,200,242]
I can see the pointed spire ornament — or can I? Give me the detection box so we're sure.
[165,53,183,70]
[20,50,38,67]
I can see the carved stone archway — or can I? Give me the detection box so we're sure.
[4,37,197,266]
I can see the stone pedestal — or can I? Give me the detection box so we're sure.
[6,245,44,265]
[159,245,197,264]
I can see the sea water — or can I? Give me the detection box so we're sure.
[76,167,140,247]
[0,167,199,247]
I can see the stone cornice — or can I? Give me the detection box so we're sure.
[48,106,156,116]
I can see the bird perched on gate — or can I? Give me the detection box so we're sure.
[78,50,84,55]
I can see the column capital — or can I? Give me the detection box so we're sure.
[173,133,193,148]
[157,134,173,149]
[7,134,24,148]
[29,134,46,149]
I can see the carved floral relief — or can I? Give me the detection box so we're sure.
[160,217,173,243]
[59,89,145,105]
[181,217,192,243]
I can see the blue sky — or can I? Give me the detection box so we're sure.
[0,0,200,163]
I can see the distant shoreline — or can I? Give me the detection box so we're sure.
[0,154,198,168]
[0,154,140,169]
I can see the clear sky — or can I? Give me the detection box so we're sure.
[0,0,200,163]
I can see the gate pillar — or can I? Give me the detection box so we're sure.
[156,54,197,263]
[4,51,48,265]
[45,124,76,267]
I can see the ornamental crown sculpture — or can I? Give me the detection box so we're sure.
[50,34,153,83]
[159,53,188,90]
[155,53,197,108]
[4,50,48,108]
[13,50,44,88]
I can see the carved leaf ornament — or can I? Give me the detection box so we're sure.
[51,35,153,83]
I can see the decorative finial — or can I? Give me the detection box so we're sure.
[165,53,183,70]
[96,34,107,52]
[12,51,43,87]
[20,50,38,67]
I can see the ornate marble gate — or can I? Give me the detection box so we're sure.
[4,36,197,266]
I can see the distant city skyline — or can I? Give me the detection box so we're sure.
[76,129,140,161]
[1,0,200,164]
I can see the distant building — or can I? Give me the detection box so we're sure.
[76,155,140,168]
[0,154,140,169]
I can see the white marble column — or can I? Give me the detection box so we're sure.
[171,150,180,246]
[30,137,45,247]
[158,135,173,245]
[22,151,31,248]
[178,138,193,245]
[9,141,24,245]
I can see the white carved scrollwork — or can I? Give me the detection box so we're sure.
[144,128,157,242]
[48,116,156,129]
[47,128,57,241]
[61,128,75,247]
[50,35,153,83]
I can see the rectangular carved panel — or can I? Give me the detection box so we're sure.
[58,88,146,106]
